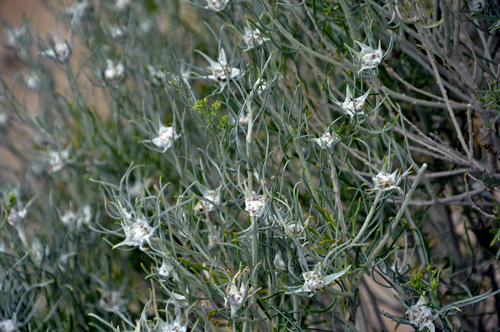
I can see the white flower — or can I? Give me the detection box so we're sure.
[245,191,266,217]
[226,283,244,307]
[194,190,220,213]
[373,170,400,191]
[31,238,44,264]
[274,252,285,270]
[287,223,306,242]
[104,60,125,85]
[0,240,5,253]
[24,73,40,91]
[114,218,154,249]
[114,0,130,11]
[239,114,248,125]
[148,65,167,86]
[197,49,240,91]
[78,204,93,226]
[341,86,371,118]
[314,132,340,149]
[206,0,229,11]
[348,41,383,73]
[48,149,69,172]
[0,110,7,127]
[157,260,173,278]
[8,208,27,226]
[99,290,124,312]
[5,26,25,50]
[41,32,72,63]
[469,0,484,12]
[160,316,186,332]
[0,320,17,332]
[303,270,325,292]
[243,28,266,51]
[256,79,268,95]
[152,124,181,151]
[405,296,438,331]
[293,264,351,294]
[111,25,127,39]
[66,1,92,18]
[60,209,77,226]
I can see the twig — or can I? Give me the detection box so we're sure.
[329,155,347,243]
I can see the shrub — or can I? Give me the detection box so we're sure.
[1,0,500,331]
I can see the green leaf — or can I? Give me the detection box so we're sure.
[415,18,444,28]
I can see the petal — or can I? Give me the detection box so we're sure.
[218,48,227,64]
[230,68,241,78]
[323,266,351,285]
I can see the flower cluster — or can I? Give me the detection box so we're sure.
[405,297,438,331]
[152,124,181,152]
[206,0,229,11]
[314,131,340,149]
[194,190,220,213]
[245,191,266,216]
[114,218,154,248]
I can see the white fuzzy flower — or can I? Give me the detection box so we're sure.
[341,86,371,118]
[157,260,173,278]
[78,205,92,226]
[160,316,186,332]
[256,79,268,95]
[60,209,77,226]
[226,283,244,307]
[469,0,484,12]
[104,60,125,85]
[152,124,181,151]
[99,290,124,312]
[243,28,265,51]
[111,25,127,39]
[148,65,167,86]
[303,270,325,292]
[114,218,154,248]
[24,73,40,91]
[314,132,340,149]
[66,1,92,18]
[0,240,5,253]
[48,149,69,173]
[405,296,437,331]
[274,252,285,270]
[41,32,72,63]
[0,320,17,332]
[8,208,27,226]
[194,190,220,213]
[0,110,8,127]
[293,264,351,294]
[245,191,266,217]
[349,41,383,73]
[206,0,229,11]
[198,49,240,91]
[31,238,44,264]
[5,26,26,50]
[373,170,400,191]
[239,114,249,125]
[287,223,306,242]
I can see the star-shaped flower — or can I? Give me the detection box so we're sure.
[197,49,240,92]
[113,218,155,249]
[291,263,351,295]
[347,41,384,73]
[152,124,181,152]
[104,60,125,86]
[405,296,438,332]
[314,131,340,149]
[245,191,266,217]
[206,0,229,11]
[194,190,220,213]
